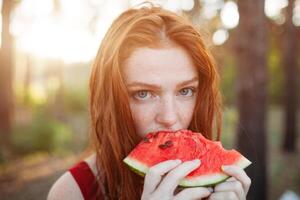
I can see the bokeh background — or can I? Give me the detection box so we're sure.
[0,0,299,199]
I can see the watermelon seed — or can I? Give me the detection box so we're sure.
[159,144,168,149]
[159,140,173,149]
[165,140,173,147]
[143,137,150,143]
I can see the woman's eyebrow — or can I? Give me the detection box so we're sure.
[126,77,198,89]
[126,82,162,90]
[177,77,199,88]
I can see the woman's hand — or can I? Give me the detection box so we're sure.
[141,159,212,200]
[208,165,251,200]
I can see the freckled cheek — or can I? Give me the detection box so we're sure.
[177,99,197,125]
[129,102,158,131]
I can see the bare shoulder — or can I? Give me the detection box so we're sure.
[47,171,84,200]
[84,153,98,177]
[47,153,99,200]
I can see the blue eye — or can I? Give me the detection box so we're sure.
[179,88,194,97]
[134,91,151,100]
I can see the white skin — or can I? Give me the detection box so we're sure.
[123,46,251,200]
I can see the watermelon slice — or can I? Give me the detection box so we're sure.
[123,129,251,187]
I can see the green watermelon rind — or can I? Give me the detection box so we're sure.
[123,155,251,187]
[123,157,148,176]
[179,156,252,187]
[123,161,146,177]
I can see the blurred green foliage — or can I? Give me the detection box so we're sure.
[268,38,284,105]
[220,55,236,105]
[221,106,238,149]
[219,44,299,106]
[63,87,88,113]
[11,109,73,155]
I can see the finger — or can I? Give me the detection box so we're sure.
[143,159,182,195]
[208,191,238,200]
[173,187,211,200]
[222,165,251,194]
[214,180,245,200]
[157,159,201,193]
[226,177,237,181]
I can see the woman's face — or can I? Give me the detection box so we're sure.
[123,46,199,137]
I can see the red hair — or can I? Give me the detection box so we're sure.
[89,5,222,199]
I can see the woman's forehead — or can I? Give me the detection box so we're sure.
[123,46,198,82]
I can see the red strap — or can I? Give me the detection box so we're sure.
[69,161,104,200]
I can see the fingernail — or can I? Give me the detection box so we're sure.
[174,159,182,164]
[193,159,201,164]
[221,165,230,170]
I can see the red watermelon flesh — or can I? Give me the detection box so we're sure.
[123,129,252,187]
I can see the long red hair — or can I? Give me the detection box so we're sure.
[89,5,222,200]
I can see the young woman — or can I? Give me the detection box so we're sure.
[48,5,251,200]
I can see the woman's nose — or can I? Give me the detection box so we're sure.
[155,97,178,128]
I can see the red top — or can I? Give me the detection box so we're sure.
[69,161,105,200]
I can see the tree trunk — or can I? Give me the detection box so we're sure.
[0,0,13,159]
[282,0,298,152]
[234,0,268,199]
[24,54,33,105]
